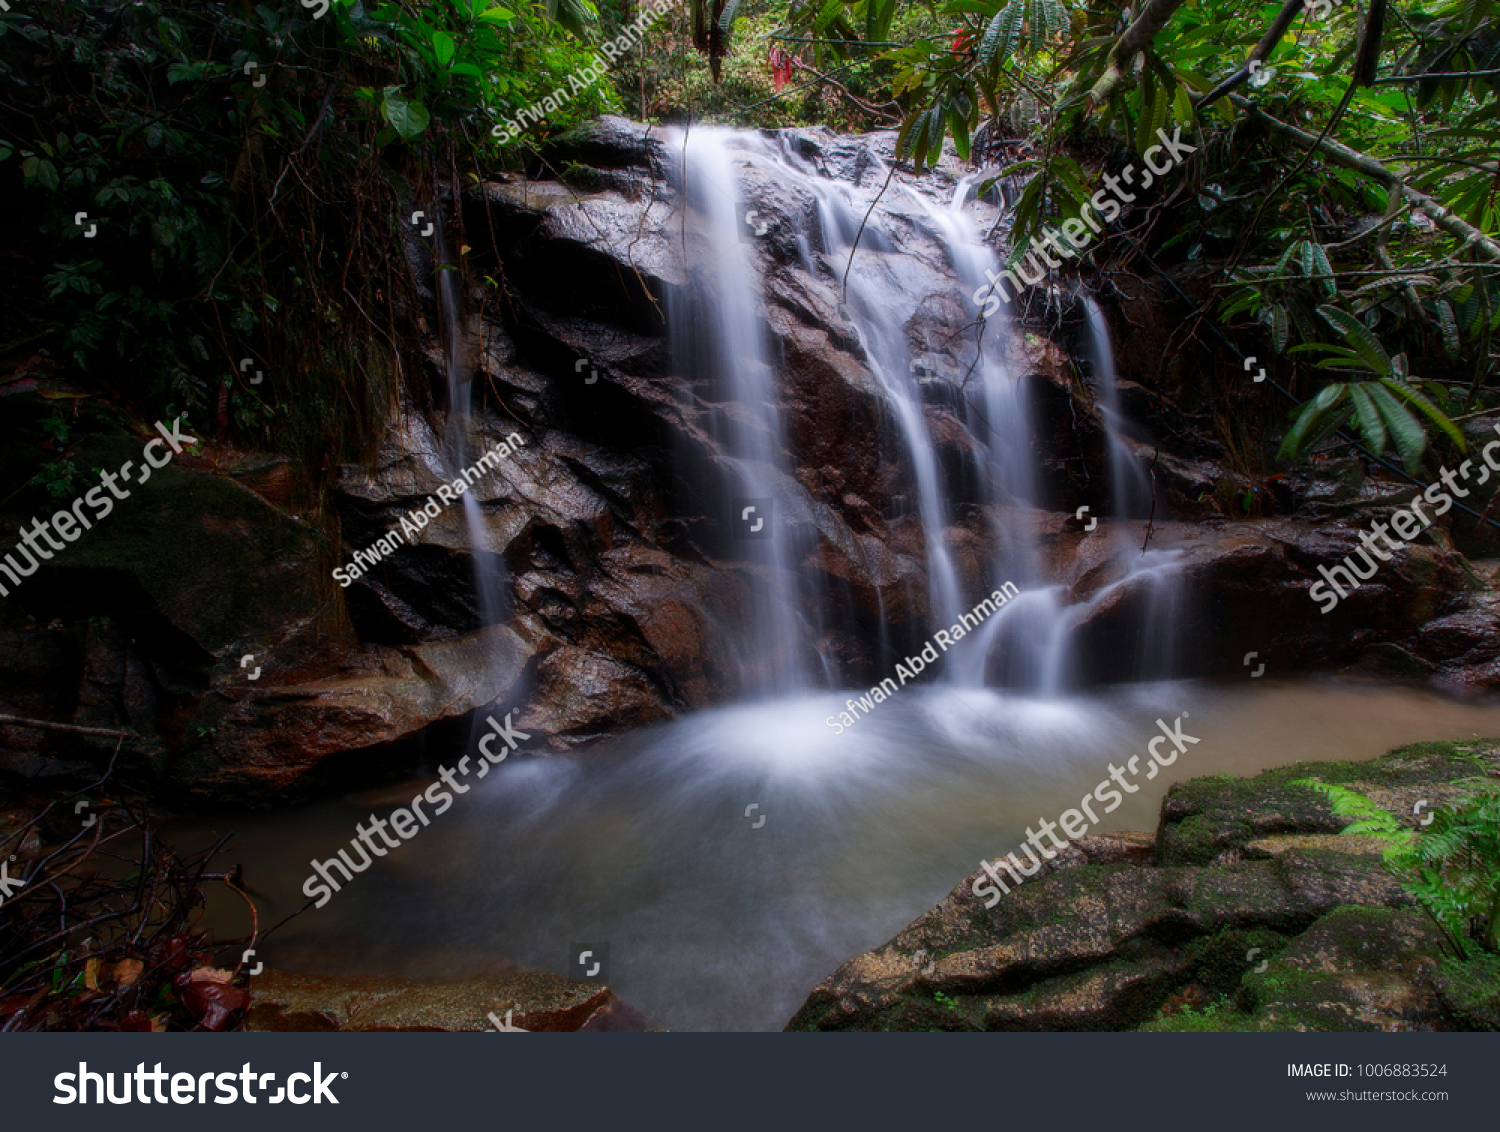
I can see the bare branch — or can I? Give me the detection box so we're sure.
[0,714,132,739]
[1232,95,1500,263]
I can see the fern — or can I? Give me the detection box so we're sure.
[1297,765,1500,959]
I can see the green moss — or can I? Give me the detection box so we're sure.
[1139,1001,1266,1032]
[1430,955,1500,1030]
[556,161,607,192]
[1184,927,1290,993]
[1158,741,1500,867]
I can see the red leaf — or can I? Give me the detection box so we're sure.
[175,976,249,1032]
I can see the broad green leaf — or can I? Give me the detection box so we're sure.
[948,104,971,161]
[381,87,431,139]
[432,30,455,67]
[1279,387,1350,464]
[1310,243,1335,297]
[1435,300,1460,359]
[1270,304,1289,352]
[978,0,1024,72]
[1380,379,1467,451]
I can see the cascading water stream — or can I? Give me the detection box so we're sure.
[669,128,1181,691]
[433,213,509,640]
[792,151,967,644]
[1081,295,1153,523]
[669,130,813,695]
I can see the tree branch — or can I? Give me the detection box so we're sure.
[1232,95,1500,263]
[1087,0,1192,106]
[1194,0,1307,107]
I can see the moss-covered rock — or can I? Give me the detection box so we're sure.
[785,739,1500,1032]
[1157,742,1493,866]
[1241,906,1449,1031]
[1429,955,1500,1030]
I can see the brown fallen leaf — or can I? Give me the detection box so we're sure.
[184,967,233,985]
[113,959,144,987]
[84,957,102,992]
[174,971,249,1032]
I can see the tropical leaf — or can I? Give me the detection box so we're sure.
[1348,383,1387,455]
[381,88,431,139]
[1380,378,1467,451]
[978,0,1024,72]
[1435,299,1461,359]
[1367,382,1427,472]
[543,0,596,37]
[1278,383,1350,464]
[1270,304,1289,352]
[1318,305,1393,377]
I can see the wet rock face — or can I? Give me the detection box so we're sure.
[5,117,1500,805]
[784,742,1500,1032]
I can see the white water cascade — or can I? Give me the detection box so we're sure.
[666,127,1182,692]
[433,214,510,643]
[1082,294,1153,523]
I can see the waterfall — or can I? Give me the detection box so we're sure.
[668,129,815,695]
[1081,295,1153,522]
[664,127,1182,691]
[433,213,509,638]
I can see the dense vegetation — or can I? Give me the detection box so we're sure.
[4,0,1499,484]
[729,0,1500,475]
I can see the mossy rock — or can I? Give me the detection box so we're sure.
[1241,905,1449,1031]
[1180,926,1290,994]
[1157,742,1496,867]
[1139,1002,1269,1032]
[1430,955,1500,1030]
[788,741,1500,1031]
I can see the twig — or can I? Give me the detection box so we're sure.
[842,160,900,301]
[1140,446,1160,556]
[0,715,132,739]
[224,875,260,978]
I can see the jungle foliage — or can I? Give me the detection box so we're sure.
[0,0,620,468]
[1299,766,1500,958]
[697,0,1500,474]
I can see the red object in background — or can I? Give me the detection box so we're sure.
[768,46,798,92]
[952,30,972,55]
